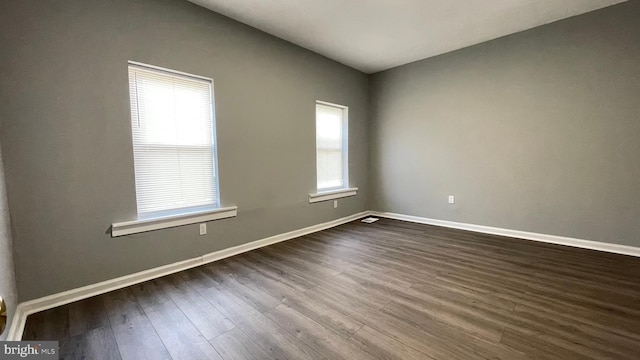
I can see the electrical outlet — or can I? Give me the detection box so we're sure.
[448,195,455,204]
[333,200,338,208]
[199,223,207,235]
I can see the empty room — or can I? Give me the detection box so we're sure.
[1,0,639,359]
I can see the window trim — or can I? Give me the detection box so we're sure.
[112,206,237,237]
[128,60,213,82]
[314,100,350,192]
[309,187,358,203]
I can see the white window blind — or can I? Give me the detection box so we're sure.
[316,102,348,191]
[128,63,219,218]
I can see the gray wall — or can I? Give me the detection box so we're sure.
[371,1,640,247]
[0,145,17,340]
[0,0,369,301]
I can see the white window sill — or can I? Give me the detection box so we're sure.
[112,206,238,237]
[309,187,358,203]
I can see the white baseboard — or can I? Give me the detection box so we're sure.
[370,211,640,258]
[6,210,370,341]
[6,304,27,341]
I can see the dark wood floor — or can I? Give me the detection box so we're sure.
[23,218,640,359]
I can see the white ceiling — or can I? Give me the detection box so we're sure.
[188,0,626,73]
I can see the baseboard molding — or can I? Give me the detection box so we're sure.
[6,210,370,340]
[370,211,640,258]
[6,304,27,341]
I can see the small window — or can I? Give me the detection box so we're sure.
[127,63,219,218]
[315,101,348,191]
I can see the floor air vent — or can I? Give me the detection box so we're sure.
[361,217,379,223]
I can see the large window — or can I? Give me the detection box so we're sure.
[315,101,348,191]
[112,63,236,237]
[128,63,218,218]
[309,101,357,203]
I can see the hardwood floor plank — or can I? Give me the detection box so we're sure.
[200,263,281,313]
[211,258,257,277]
[264,304,378,360]
[23,306,69,341]
[385,291,508,342]
[314,272,393,310]
[209,327,275,360]
[158,273,236,340]
[60,326,121,360]
[102,288,172,360]
[275,240,366,272]
[349,325,435,360]
[244,251,339,292]
[410,277,517,311]
[237,252,318,292]
[500,329,589,360]
[340,263,414,291]
[506,304,640,359]
[260,246,344,278]
[131,281,223,360]
[195,272,324,360]
[302,282,383,325]
[371,301,531,360]
[68,296,110,337]
[243,269,365,338]
[436,267,640,338]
